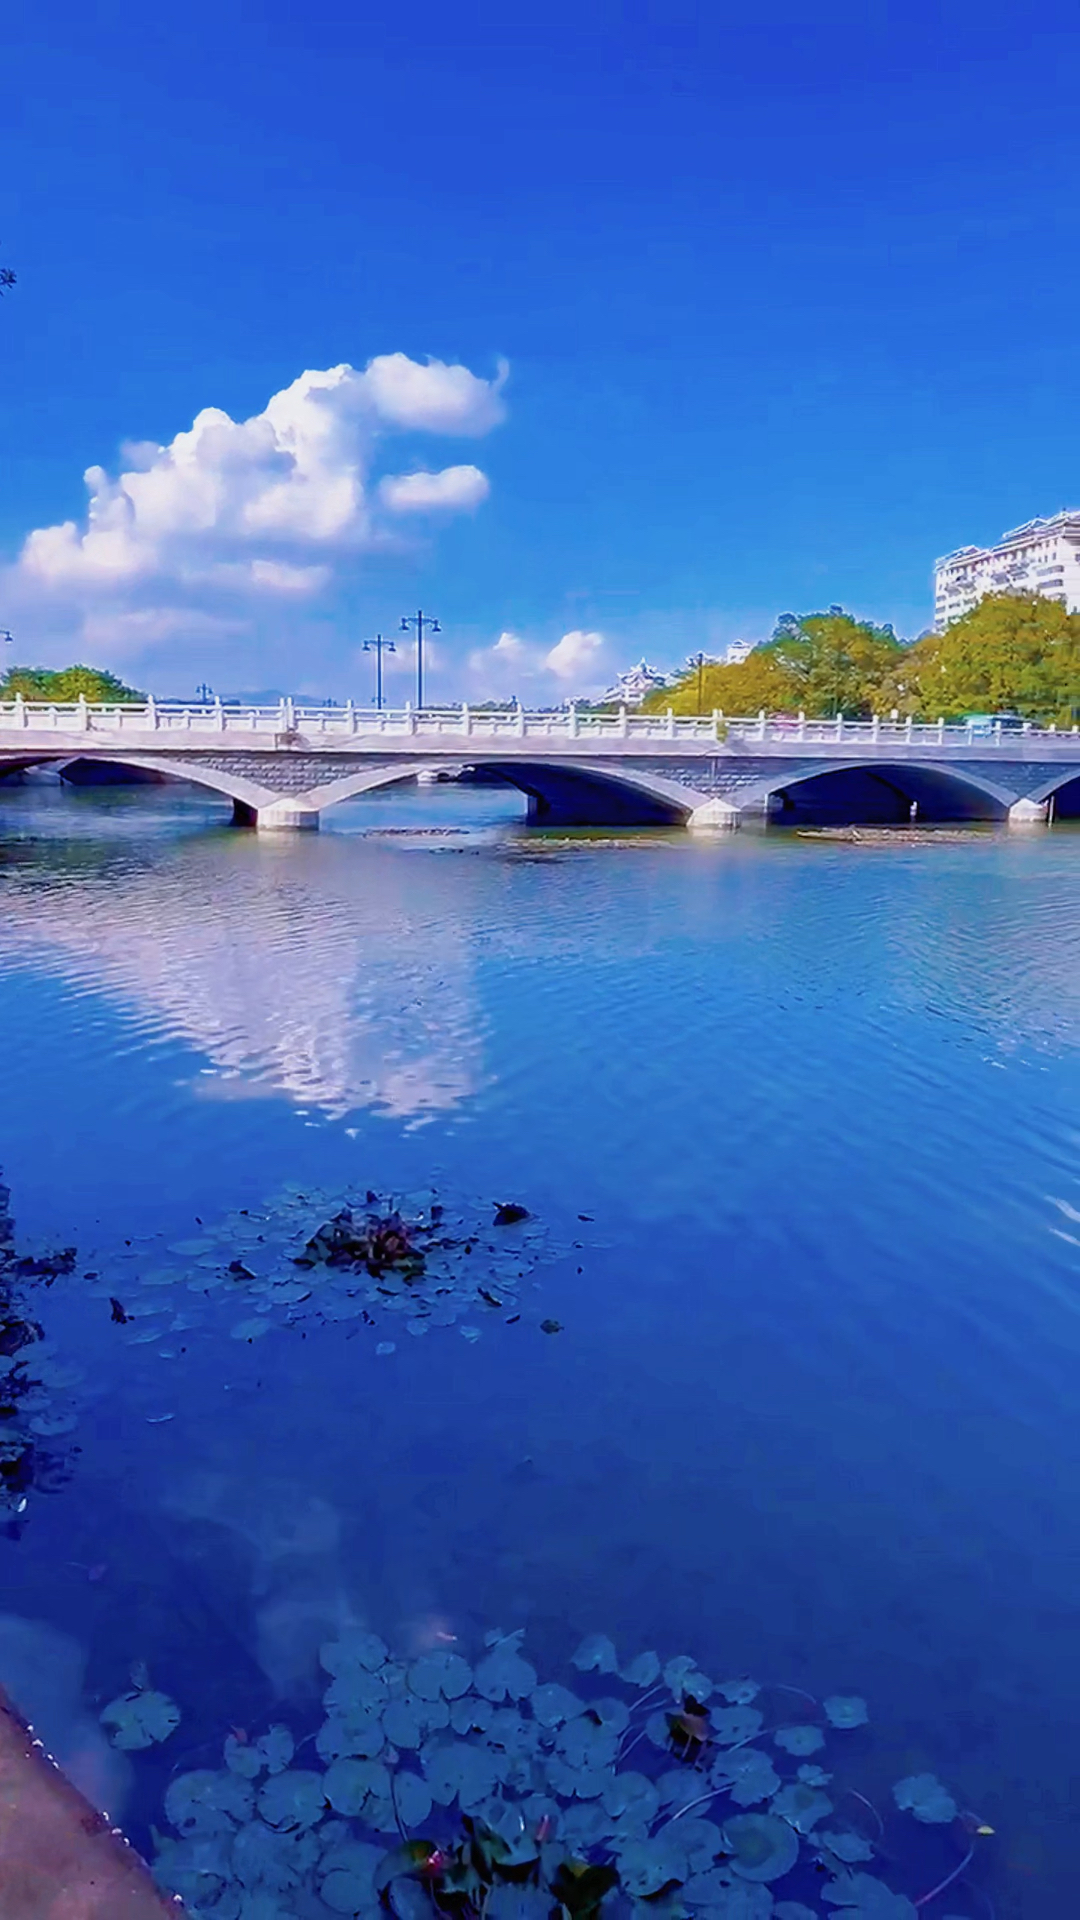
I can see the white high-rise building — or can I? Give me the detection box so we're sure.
[933,511,1080,630]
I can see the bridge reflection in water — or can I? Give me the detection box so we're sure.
[3,700,1080,828]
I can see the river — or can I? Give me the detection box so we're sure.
[1,776,1078,1919]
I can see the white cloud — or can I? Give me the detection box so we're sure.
[466,628,612,700]
[378,465,490,514]
[545,629,607,681]
[15,354,506,602]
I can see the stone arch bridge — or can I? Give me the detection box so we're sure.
[2,700,1079,830]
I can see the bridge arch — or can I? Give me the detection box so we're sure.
[1023,767,1080,818]
[292,758,710,827]
[734,759,1017,825]
[1,750,280,815]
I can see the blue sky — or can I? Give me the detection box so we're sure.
[3,0,1079,700]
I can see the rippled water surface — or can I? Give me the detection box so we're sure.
[2,777,1080,1917]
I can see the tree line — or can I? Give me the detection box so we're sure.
[645,595,1080,728]
[0,665,144,703]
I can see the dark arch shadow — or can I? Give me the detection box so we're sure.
[766,763,1010,826]
[464,762,688,827]
[1043,773,1080,820]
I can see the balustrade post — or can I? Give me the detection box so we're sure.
[871,714,880,743]
[461,703,472,737]
[278,697,288,732]
[515,701,525,737]
[666,707,676,739]
[835,712,843,742]
[284,697,295,733]
[146,693,158,731]
[568,703,577,740]
[13,693,25,730]
[78,693,90,732]
[758,709,767,742]
[405,701,416,736]
[214,695,224,731]
[797,710,805,742]
[937,715,945,743]
[345,698,355,734]
[905,714,913,742]
[619,705,628,739]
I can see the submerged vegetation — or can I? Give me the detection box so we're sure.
[150,1629,992,1920]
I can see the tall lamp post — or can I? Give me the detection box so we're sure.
[363,633,396,711]
[688,651,708,716]
[400,609,440,710]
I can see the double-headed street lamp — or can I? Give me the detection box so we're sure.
[363,633,396,711]
[400,609,440,710]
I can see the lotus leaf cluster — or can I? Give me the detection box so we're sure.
[86,1179,569,1357]
[152,1627,977,1920]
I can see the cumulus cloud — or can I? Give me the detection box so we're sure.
[544,629,606,681]
[467,628,613,699]
[15,353,506,602]
[378,465,490,514]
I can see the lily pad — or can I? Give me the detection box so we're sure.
[256,1725,295,1775]
[571,1633,619,1675]
[796,1765,832,1787]
[822,1874,917,1917]
[231,1819,307,1891]
[319,1840,384,1916]
[770,1783,832,1833]
[620,1650,661,1688]
[616,1836,688,1897]
[686,1885,774,1920]
[603,1771,661,1826]
[393,1770,434,1827]
[487,1890,556,1920]
[773,1726,825,1757]
[323,1757,390,1816]
[774,1907,819,1920]
[321,1630,388,1676]
[665,1656,713,1702]
[450,1693,494,1735]
[711,1707,764,1746]
[317,1708,385,1761]
[422,1740,500,1810]
[532,1682,587,1728]
[722,1813,800,1883]
[407,1651,472,1701]
[382,1696,426,1749]
[474,1643,538,1702]
[101,1686,180,1750]
[717,1681,760,1707]
[817,1832,874,1864]
[892,1774,957,1825]
[715,1750,782,1807]
[325,1668,389,1713]
[166,1770,254,1836]
[257,1769,327,1831]
[824,1697,868,1730]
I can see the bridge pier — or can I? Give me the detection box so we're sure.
[1008,797,1051,826]
[254,800,320,832]
[687,798,741,831]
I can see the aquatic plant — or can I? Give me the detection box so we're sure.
[88,1180,570,1357]
[151,1629,991,1919]
[0,1171,83,1532]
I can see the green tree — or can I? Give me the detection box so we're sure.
[0,665,145,703]
[883,594,1080,726]
[646,608,904,716]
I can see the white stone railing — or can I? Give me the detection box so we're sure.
[0,698,1076,748]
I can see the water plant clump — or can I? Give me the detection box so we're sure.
[0,1171,84,1532]
[87,1180,573,1355]
[151,1630,990,1920]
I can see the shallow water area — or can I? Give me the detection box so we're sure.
[1,776,1080,1917]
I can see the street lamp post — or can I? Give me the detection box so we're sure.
[400,609,440,711]
[688,651,707,716]
[363,633,396,711]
